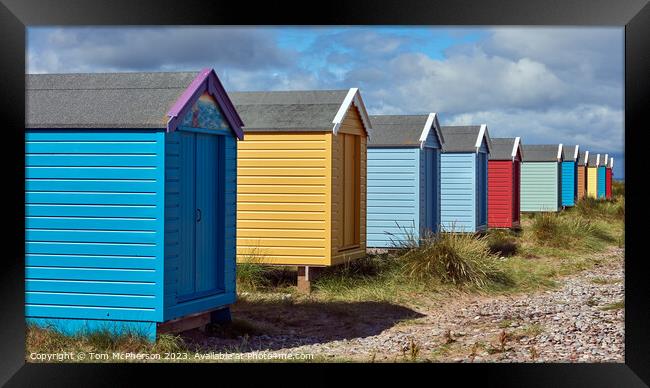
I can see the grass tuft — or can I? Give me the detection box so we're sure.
[236,247,296,292]
[398,231,513,289]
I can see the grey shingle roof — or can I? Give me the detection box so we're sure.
[600,155,609,166]
[27,71,199,128]
[489,138,521,160]
[368,114,443,147]
[577,150,589,166]
[587,153,599,166]
[523,144,562,162]
[229,90,349,132]
[562,145,579,161]
[440,125,491,153]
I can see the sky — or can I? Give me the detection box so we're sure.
[27,26,625,178]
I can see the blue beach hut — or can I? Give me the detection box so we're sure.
[439,125,492,233]
[366,113,444,247]
[598,154,608,199]
[561,144,579,207]
[25,69,244,340]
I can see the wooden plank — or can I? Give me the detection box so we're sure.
[26,166,158,180]
[157,311,211,334]
[26,192,158,205]
[26,216,156,231]
[26,179,157,193]
[26,279,156,295]
[26,254,156,270]
[26,154,158,167]
[26,204,157,218]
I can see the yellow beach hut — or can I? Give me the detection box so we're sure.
[587,153,600,198]
[230,89,372,291]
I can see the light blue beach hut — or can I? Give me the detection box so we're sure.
[366,114,444,247]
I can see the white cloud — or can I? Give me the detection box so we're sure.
[27,27,297,73]
[25,26,624,163]
[356,50,565,115]
[443,104,624,151]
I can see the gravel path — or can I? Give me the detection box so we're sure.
[185,247,624,362]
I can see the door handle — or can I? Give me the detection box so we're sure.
[196,208,202,223]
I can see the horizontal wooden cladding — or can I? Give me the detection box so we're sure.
[25,305,156,321]
[25,142,159,154]
[235,254,329,266]
[238,228,325,238]
[521,162,559,211]
[26,216,156,231]
[587,167,598,198]
[238,176,325,185]
[26,204,157,218]
[26,278,155,294]
[26,254,156,270]
[237,245,326,256]
[488,161,514,228]
[238,202,326,212]
[441,153,476,232]
[26,266,157,282]
[26,155,158,167]
[239,158,325,168]
[237,237,326,248]
[26,167,158,180]
[26,179,157,193]
[238,219,326,230]
[26,291,156,309]
[26,229,157,244]
[238,167,327,177]
[576,167,587,199]
[25,130,164,322]
[238,185,325,194]
[237,132,330,265]
[237,140,327,150]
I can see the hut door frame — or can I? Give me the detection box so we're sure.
[176,129,225,303]
[340,133,360,249]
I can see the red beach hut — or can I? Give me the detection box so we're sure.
[488,137,523,229]
[606,157,613,199]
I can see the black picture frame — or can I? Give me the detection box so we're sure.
[1,0,648,386]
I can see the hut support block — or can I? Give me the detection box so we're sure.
[297,266,322,294]
[210,307,232,324]
[157,311,211,335]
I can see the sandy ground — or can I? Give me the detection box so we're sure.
[180,247,624,363]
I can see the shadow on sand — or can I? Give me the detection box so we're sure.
[181,298,425,352]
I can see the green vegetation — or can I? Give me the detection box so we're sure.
[27,187,624,362]
[399,232,512,288]
[314,192,623,300]
[26,324,190,362]
[236,247,295,292]
[232,189,623,302]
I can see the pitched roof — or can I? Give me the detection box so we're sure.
[26,69,244,138]
[562,145,580,161]
[588,153,600,166]
[440,125,492,153]
[577,150,590,166]
[489,137,522,160]
[368,113,444,147]
[229,88,372,135]
[600,154,609,166]
[522,144,563,162]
